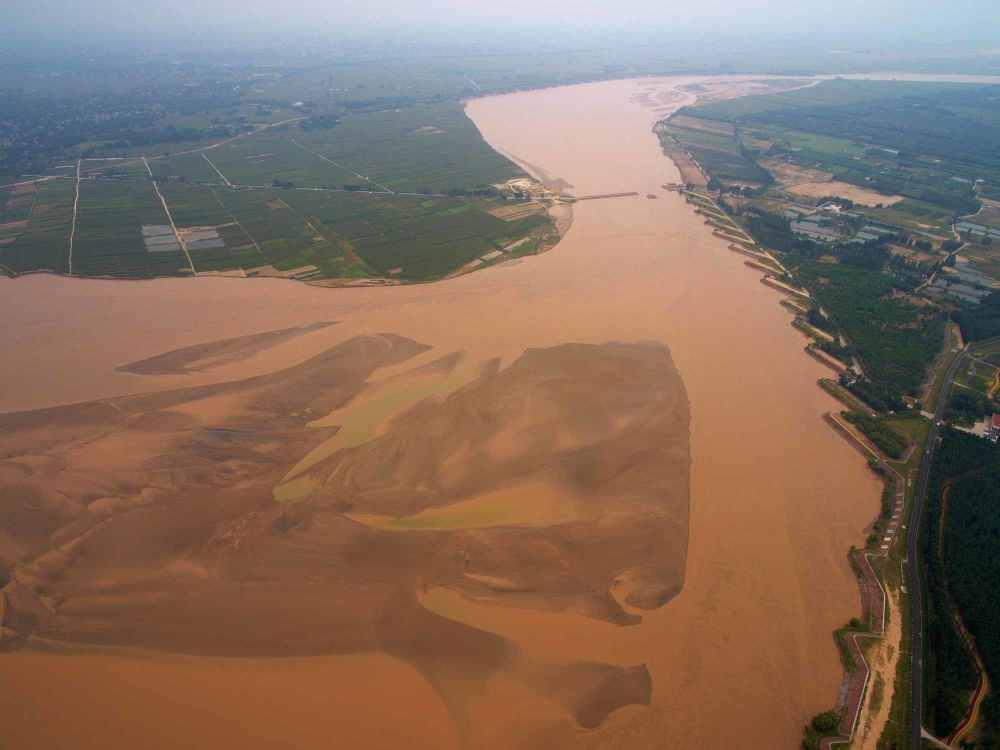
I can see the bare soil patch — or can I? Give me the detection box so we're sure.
[761,159,903,206]
[679,78,812,105]
[855,591,903,750]
[761,159,832,186]
[889,244,937,263]
[412,126,446,135]
[487,202,546,221]
[659,136,707,187]
[789,181,903,207]
[967,198,1000,229]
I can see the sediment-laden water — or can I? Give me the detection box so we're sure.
[0,77,879,749]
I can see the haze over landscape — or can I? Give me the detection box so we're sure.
[2,3,1000,750]
[6,0,999,38]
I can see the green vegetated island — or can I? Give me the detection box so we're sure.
[659,77,1000,749]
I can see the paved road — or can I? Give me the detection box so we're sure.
[909,341,970,749]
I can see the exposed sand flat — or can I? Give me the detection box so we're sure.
[0,76,880,749]
[855,591,903,750]
[821,72,1000,84]
[762,159,904,207]
[117,321,336,375]
[786,180,903,207]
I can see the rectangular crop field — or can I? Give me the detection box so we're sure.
[0,179,75,274]
[71,180,190,277]
[158,183,232,228]
[149,153,226,184]
[201,134,360,189]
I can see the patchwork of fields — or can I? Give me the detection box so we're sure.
[666,79,1000,219]
[0,102,554,281]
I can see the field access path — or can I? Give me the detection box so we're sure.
[947,608,991,747]
[144,156,196,274]
[290,138,395,194]
[201,153,233,188]
[66,158,81,275]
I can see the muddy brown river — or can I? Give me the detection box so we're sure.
[0,77,879,749]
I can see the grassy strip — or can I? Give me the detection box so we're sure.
[820,379,876,415]
[844,411,908,460]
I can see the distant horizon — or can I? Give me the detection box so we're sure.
[4,0,1000,66]
[4,34,1000,83]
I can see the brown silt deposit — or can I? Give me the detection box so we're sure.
[0,77,878,749]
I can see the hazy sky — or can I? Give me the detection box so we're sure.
[5,0,1000,50]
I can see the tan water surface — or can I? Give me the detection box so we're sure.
[0,77,879,748]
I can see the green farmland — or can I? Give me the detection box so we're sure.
[658,119,771,185]
[291,103,522,194]
[217,188,551,280]
[0,179,75,275]
[2,100,554,282]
